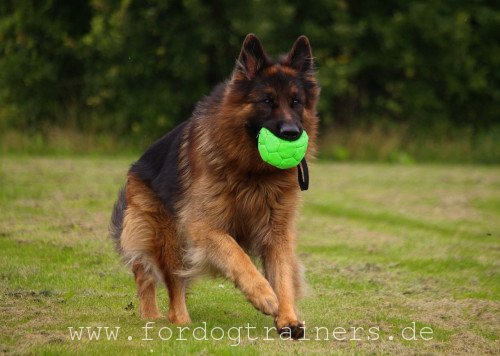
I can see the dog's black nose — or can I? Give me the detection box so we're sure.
[279,123,301,141]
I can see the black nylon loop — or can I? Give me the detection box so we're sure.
[297,158,309,191]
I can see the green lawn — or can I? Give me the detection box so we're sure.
[0,157,498,355]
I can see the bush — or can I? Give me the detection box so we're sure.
[0,0,498,149]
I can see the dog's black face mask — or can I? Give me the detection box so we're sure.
[233,35,316,191]
[243,72,307,145]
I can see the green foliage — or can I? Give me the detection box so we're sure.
[0,0,91,130]
[0,1,498,139]
[82,0,248,134]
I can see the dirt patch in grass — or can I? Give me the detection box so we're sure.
[409,298,499,332]
[395,298,500,354]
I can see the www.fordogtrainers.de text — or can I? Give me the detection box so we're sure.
[68,322,434,346]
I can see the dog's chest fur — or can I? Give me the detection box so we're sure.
[186,169,298,254]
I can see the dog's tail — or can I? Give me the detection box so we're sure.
[109,187,127,253]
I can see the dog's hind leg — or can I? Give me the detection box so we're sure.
[132,261,161,319]
[164,273,190,324]
[120,205,162,319]
[122,173,191,323]
[121,175,164,319]
[158,218,191,324]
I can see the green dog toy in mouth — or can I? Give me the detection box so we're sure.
[257,127,309,169]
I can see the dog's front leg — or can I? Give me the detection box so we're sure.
[262,234,305,339]
[187,223,278,316]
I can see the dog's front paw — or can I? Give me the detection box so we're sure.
[276,317,305,340]
[246,280,279,316]
[168,309,192,325]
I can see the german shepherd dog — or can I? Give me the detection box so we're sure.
[110,34,319,339]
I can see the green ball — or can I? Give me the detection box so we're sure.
[257,127,309,169]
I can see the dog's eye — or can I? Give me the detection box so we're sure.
[263,98,274,106]
[291,98,301,106]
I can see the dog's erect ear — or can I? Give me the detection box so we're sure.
[286,35,314,73]
[234,34,268,80]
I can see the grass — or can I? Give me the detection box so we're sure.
[0,156,499,355]
[319,124,500,164]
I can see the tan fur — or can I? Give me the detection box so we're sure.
[132,262,161,319]
[121,174,190,323]
[264,64,298,77]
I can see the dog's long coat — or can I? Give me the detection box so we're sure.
[110,34,319,339]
